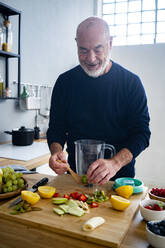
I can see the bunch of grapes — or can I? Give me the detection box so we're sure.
[1,167,25,193]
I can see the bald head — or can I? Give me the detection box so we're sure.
[75,17,112,78]
[76,17,110,42]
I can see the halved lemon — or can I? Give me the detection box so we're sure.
[110,195,130,211]
[21,191,40,205]
[38,186,56,198]
[115,185,133,199]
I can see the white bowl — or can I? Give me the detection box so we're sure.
[146,220,165,248]
[140,199,165,221]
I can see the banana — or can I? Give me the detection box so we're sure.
[82,216,105,231]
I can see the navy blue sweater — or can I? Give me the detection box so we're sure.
[47,61,151,180]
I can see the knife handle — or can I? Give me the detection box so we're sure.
[32,177,49,190]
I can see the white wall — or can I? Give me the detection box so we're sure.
[111,44,165,186]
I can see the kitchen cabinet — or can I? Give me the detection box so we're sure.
[0,2,21,100]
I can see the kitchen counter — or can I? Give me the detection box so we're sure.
[0,139,50,170]
[0,173,150,248]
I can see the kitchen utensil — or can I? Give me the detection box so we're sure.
[113,177,144,194]
[57,160,82,184]
[8,177,49,208]
[66,164,82,184]
[74,139,116,175]
[4,126,34,146]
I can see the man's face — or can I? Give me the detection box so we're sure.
[76,26,111,78]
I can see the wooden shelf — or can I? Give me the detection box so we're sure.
[0,97,18,100]
[0,50,20,58]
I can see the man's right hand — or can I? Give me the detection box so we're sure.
[49,151,68,175]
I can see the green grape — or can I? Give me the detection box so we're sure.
[13,179,18,185]
[8,186,12,192]
[16,172,22,178]
[6,180,12,187]
[19,183,24,188]
[13,185,18,191]
[11,174,16,180]
[12,185,17,191]
[3,187,8,193]
[18,178,24,185]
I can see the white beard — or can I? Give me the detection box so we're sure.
[80,50,111,78]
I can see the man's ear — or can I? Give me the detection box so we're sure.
[110,36,113,49]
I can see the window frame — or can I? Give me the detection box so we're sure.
[102,0,165,46]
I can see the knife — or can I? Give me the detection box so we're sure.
[8,177,49,208]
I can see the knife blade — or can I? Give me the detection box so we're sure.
[8,177,49,208]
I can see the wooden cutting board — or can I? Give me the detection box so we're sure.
[0,174,147,248]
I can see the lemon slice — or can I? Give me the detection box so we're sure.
[110,195,130,211]
[38,186,56,198]
[21,191,40,205]
[115,185,133,199]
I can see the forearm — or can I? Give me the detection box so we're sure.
[50,142,63,155]
[109,148,133,171]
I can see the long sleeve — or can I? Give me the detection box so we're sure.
[47,76,68,149]
[122,76,151,158]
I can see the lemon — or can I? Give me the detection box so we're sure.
[21,191,40,205]
[38,186,56,198]
[110,195,130,211]
[115,185,133,199]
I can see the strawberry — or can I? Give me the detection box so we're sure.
[78,194,87,202]
[53,193,59,197]
[90,202,99,208]
[153,204,163,211]
[145,205,153,210]
[70,192,80,200]
[63,194,70,200]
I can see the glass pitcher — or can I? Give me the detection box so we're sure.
[74,139,116,176]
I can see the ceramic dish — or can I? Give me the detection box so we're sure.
[149,190,165,203]
[140,199,165,221]
[0,177,28,200]
[113,177,144,194]
[146,220,165,248]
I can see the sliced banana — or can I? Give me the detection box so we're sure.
[82,216,105,231]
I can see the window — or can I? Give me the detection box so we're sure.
[102,0,165,46]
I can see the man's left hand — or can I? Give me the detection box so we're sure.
[87,158,119,185]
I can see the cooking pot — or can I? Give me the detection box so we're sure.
[5,126,34,146]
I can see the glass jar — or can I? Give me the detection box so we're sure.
[2,20,13,52]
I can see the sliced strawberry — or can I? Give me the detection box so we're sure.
[78,194,87,202]
[144,205,153,210]
[63,194,70,200]
[90,202,99,208]
[53,193,59,197]
[70,192,80,200]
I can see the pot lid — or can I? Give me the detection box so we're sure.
[13,126,34,133]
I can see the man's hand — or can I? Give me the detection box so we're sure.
[87,148,133,185]
[49,151,68,175]
[87,158,119,185]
